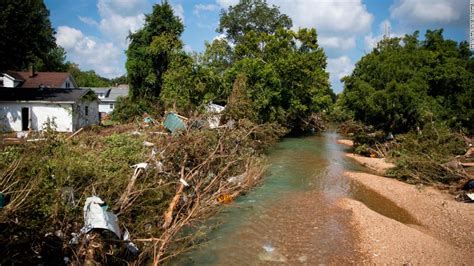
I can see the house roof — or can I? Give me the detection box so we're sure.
[0,87,94,103]
[85,87,128,102]
[89,88,111,97]
[5,71,75,88]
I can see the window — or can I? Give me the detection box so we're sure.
[85,106,89,116]
[109,104,114,109]
[65,81,70,88]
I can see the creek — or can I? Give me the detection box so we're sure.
[177,131,408,264]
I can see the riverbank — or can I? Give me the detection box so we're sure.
[337,136,474,264]
[338,138,395,175]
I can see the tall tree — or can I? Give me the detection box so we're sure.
[338,29,473,134]
[218,0,292,44]
[126,1,184,99]
[0,0,57,71]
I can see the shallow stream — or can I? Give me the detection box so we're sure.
[177,131,411,264]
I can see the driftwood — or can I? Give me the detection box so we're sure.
[66,128,84,140]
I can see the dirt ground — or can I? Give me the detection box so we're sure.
[336,139,354,147]
[345,153,395,176]
[340,171,474,264]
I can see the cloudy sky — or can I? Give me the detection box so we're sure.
[45,0,469,93]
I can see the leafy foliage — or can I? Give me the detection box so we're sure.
[126,1,184,99]
[338,29,473,134]
[218,0,292,44]
[67,63,112,87]
[0,0,58,71]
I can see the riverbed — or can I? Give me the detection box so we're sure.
[177,132,370,264]
[176,131,473,264]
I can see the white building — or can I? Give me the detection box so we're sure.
[0,88,99,132]
[89,86,129,115]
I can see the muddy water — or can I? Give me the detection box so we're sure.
[177,132,408,265]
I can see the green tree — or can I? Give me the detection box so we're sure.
[68,64,112,87]
[0,0,57,71]
[218,0,292,44]
[35,46,71,72]
[338,29,474,134]
[126,1,184,99]
[228,28,332,128]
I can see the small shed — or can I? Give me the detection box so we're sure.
[0,87,99,132]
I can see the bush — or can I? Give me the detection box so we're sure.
[110,96,162,122]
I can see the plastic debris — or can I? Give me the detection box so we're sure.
[0,192,5,208]
[205,103,225,129]
[263,244,275,252]
[143,140,155,147]
[258,243,287,262]
[163,112,187,133]
[467,193,474,201]
[179,178,189,187]
[462,179,474,190]
[227,174,245,185]
[131,131,142,136]
[81,196,122,238]
[123,227,139,254]
[217,194,233,204]
[131,163,148,171]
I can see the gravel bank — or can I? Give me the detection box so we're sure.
[341,171,474,264]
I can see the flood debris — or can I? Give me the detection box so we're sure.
[81,196,122,238]
[0,117,286,264]
[163,112,187,133]
[205,103,225,129]
[258,243,288,262]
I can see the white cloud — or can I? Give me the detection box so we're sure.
[319,36,356,50]
[271,0,373,34]
[194,4,219,16]
[216,0,238,8]
[56,26,123,78]
[217,0,373,34]
[390,0,466,25]
[78,16,99,27]
[327,56,355,93]
[97,0,147,47]
[56,26,84,50]
[172,4,185,23]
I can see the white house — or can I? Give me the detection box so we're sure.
[0,70,77,88]
[0,87,99,132]
[88,86,129,114]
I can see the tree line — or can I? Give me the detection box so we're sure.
[0,0,127,87]
[335,30,473,134]
[120,0,334,132]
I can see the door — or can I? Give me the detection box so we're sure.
[21,107,29,131]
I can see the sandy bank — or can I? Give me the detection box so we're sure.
[342,171,474,264]
[345,153,395,175]
[336,139,354,147]
[337,197,464,264]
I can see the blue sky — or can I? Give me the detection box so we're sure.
[45,0,470,93]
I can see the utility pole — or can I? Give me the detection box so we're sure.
[471,0,474,50]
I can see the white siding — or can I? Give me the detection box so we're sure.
[0,103,74,132]
[59,76,77,88]
[1,75,15,88]
[98,102,114,114]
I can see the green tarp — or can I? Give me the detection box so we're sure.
[164,112,186,133]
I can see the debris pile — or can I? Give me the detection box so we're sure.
[0,114,286,264]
